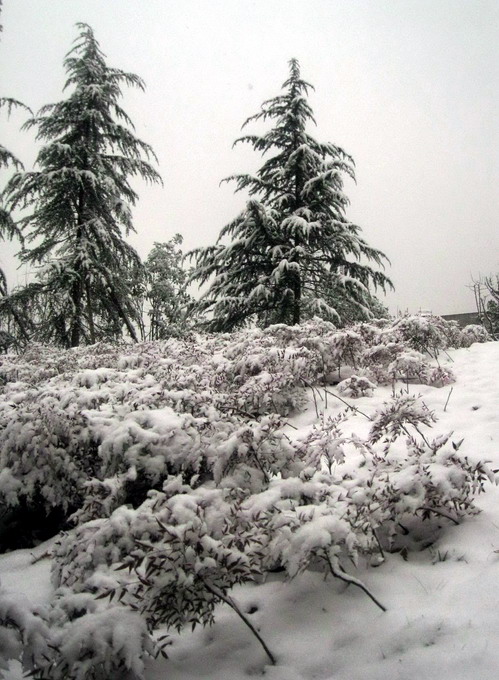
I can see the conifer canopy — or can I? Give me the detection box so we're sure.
[190,59,392,331]
[4,23,161,346]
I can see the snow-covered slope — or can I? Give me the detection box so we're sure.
[1,340,498,680]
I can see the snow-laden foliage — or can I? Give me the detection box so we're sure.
[0,315,487,529]
[0,98,32,350]
[0,580,162,680]
[144,235,194,340]
[51,393,492,632]
[0,314,493,675]
[460,323,491,345]
[189,59,392,330]
[3,24,161,348]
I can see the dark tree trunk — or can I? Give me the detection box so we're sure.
[70,274,83,347]
[105,277,139,342]
[85,280,96,344]
[292,273,301,325]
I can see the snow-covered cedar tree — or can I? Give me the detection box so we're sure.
[189,59,393,331]
[144,234,194,339]
[0,98,32,349]
[3,23,161,348]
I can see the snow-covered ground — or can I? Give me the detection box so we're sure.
[2,340,499,680]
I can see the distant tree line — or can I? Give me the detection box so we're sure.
[1,23,392,350]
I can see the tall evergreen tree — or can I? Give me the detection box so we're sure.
[0,98,33,346]
[190,59,392,331]
[0,98,29,291]
[4,23,161,347]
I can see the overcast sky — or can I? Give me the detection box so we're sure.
[1,0,498,314]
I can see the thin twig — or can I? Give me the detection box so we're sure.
[30,549,52,564]
[324,554,387,612]
[372,528,385,561]
[443,386,453,413]
[420,506,459,526]
[401,422,431,449]
[219,405,259,420]
[301,378,372,421]
[204,582,276,665]
[310,383,320,417]
[413,425,432,448]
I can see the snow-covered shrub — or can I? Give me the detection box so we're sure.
[0,387,102,546]
[361,394,494,549]
[389,313,490,353]
[0,581,51,677]
[437,319,463,348]
[369,434,490,549]
[337,375,376,398]
[388,349,431,384]
[51,390,493,657]
[391,315,448,356]
[35,597,159,680]
[0,315,482,549]
[460,324,491,346]
[54,416,297,591]
[358,341,404,385]
[1,315,494,673]
[0,581,161,680]
[369,394,436,443]
[428,365,456,387]
[292,412,348,471]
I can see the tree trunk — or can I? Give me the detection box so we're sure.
[70,186,87,348]
[103,275,139,342]
[85,280,96,344]
[4,298,31,343]
[292,273,301,325]
[70,275,83,347]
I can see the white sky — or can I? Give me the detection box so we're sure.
[1,0,498,315]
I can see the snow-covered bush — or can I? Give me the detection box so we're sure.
[0,581,51,677]
[0,581,161,680]
[388,314,491,353]
[0,315,488,545]
[460,324,491,346]
[50,390,493,663]
[391,315,448,356]
[35,597,159,680]
[0,313,494,673]
[388,349,431,385]
[337,375,376,398]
